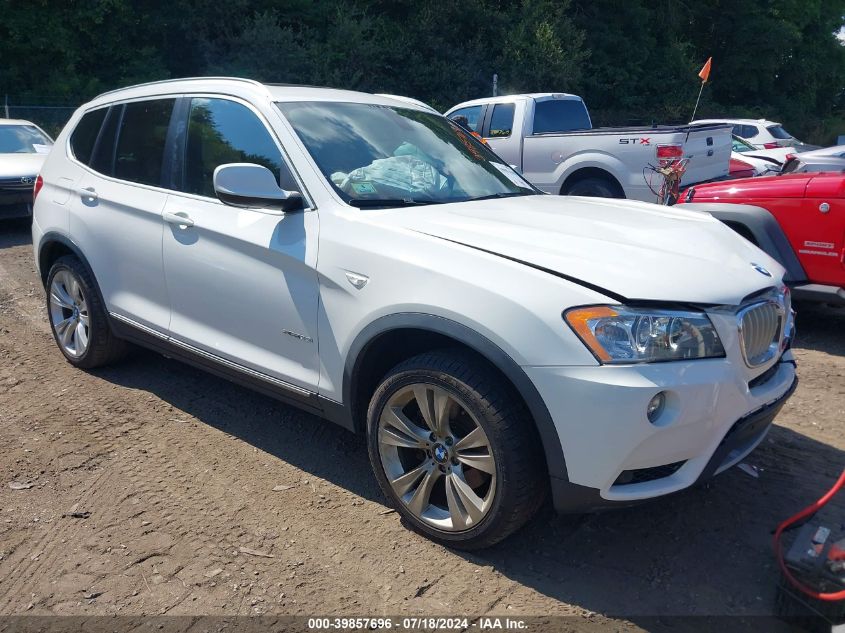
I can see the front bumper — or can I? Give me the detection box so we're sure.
[0,187,34,218]
[525,352,797,514]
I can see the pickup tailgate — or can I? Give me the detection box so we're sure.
[681,123,731,186]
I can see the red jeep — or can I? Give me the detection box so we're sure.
[679,172,845,305]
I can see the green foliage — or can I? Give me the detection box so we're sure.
[1,0,843,144]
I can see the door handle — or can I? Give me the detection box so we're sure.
[163,211,195,227]
[77,187,98,202]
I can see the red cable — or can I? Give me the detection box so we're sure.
[773,468,845,601]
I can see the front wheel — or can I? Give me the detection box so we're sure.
[366,350,546,549]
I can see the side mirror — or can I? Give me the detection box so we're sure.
[213,163,304,213]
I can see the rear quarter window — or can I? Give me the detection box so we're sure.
[69,108,108,165]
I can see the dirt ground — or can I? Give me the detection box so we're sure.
[0,218,843,629]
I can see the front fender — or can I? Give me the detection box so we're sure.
[343,312,571,484]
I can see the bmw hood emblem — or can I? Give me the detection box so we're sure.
[751,263,772,277]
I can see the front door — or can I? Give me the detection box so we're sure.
[799,176,845,287]
[161,96,320,392]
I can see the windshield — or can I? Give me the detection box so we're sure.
[276,101,535,206]
[0,125,52,154]
[767,125,794,140]
[731,135,756,153]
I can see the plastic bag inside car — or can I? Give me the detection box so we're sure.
[331,143,449,199]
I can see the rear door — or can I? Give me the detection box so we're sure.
[800,175,845,286]
[68,98,175,332]
[481,102,522,169]
[680,124,731,186]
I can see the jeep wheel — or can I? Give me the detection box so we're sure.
[367,350,546,549]
[46,255,127,368]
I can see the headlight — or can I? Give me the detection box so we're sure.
[564,305,725,364]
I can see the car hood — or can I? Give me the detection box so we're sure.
[0,153,47,178]
[378,195,782,305]
[689,172,814,200]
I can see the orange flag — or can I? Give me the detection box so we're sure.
[698,57,712,83]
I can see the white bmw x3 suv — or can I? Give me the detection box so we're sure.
[32,78,797,548]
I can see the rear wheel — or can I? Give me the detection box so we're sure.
[46,255,127,368]
[366,350,546,549]
[563,176,622,198]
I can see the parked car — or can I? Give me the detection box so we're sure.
[445,94,732,202]
[680,172,845,306]
[34,78,797,548]
[0,119,53,219]
[730,134,789,175]
[791,144,845,160]
[693,118,798,149]
[781,155,845,175]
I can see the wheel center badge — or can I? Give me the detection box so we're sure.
[433,444,448,463]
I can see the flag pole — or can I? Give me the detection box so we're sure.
[690,56,712,123]
[690,81,705,123]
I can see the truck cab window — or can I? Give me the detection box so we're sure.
[488,104,515,138]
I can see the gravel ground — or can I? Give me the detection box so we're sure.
[0,218,843,629]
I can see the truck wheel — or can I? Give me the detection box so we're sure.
[46,255,128,369]
[564,177,622,198]
[366,349,546,549]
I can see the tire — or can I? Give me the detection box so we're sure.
[563,176,622,198]
[45,255,127,369]
[366,349,546,549]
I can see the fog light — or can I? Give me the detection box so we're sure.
[647,392,666,423]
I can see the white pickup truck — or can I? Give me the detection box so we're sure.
[445,93,732,202]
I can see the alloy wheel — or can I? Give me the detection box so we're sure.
[49,270,90,358]
[377,383,497,531]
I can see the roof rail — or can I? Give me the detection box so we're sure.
[92,76,269,101]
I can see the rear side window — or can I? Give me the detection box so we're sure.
[183,97,291,197]
[767,125,793,140]
[114,99,175,187]
[69,108,107,165]
[742,125,759,139]
[488,104,515,138]
[532,99,591,134]
[90,106,121,175]
[448,106,483,133]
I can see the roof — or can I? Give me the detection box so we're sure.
[693,118,782,127]
[0,118,38,126]
[446,93,581,111]
[84,76,433,112]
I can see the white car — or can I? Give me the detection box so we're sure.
[694,118,798,149]
[730,135,790,176]
[32,78,797,548]
[791,144,845,160]
[0,119,53,219]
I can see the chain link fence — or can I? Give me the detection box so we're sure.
[2,96,79,139]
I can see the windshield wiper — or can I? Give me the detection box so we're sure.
[348,198,444,208]
[463,191,535,202]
